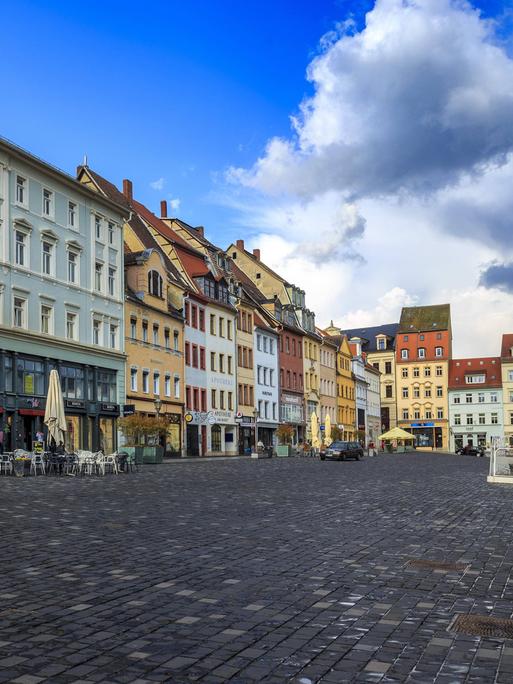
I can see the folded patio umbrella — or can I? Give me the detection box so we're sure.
[44,369,67,448]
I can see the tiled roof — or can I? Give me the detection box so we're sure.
[501,334,513,359]
[230,262,268,305]
[82,167,130,208]
[341,323,399,352]
[449,357,502,389]
[398,304,451,333]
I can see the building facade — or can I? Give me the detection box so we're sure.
[501,334,513,447]
[0,139,126,453]
[448,357,503,451]
[318,331,337,428]
[350,339,368,442]
[395,305,451,450]
[365,362,381,444]
[254,314,280,446]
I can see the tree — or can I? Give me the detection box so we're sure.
[118,415,169,446]
[276,424,294,445]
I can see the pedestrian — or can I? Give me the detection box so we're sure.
[0,429,3,455]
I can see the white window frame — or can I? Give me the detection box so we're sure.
[95,215,102,241]
[92,318,102,345]
[435,346,443,357]
[142,370,149,394]
[16,175,27,206]
[108,266,116,297]
[153,372,160,395]
[401,349,408,360]
[41,239,54,276]
[109,323,117,349]
[68,201,77,229]
[95,262,103,292]
[108,222,115,245]
[174,375,180,399]
[418,348,426,359]
[67,248,79,284]
[164,374,171,397]
[130,367,138,392]
[13,294,27,328]
[66,310,78,341]
[42,187,54,218]
[15,229,28,266]
[40,303,53,335]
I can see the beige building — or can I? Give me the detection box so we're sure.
[395,305,451,450]
[501,334,513,446]
[318,329,337,428]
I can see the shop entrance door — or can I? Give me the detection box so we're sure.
[21,415,35,451]
[186,425,199,456]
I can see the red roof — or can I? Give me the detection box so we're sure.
[131,200,193,251]
[449,357,502,389]
[501,334,513,359]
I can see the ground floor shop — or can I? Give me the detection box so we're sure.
[280,392,305,445]
[398,420,448,450]
[0,337,125,454]
[123,398,183,456]
[237,416,256,455]
[257,422,277,447]
[184,409,237,455]
[451,427,503,451]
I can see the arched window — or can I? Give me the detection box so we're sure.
[211,425,222,451]
[148,270,163,298]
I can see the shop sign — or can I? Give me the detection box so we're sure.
[24,375,34,394]
[66,399,85,409]
[282,393,302,405]
[320,424,325,431]
[412,422,434,428]
[101,403,118,412]
[123,404,136,416]
[27,398,41,408]
[210,409,233,425]
[33,440,44,455]
[167,414,181,424]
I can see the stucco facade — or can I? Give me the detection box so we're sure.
[319,332,337,428]
[501,334,513,447]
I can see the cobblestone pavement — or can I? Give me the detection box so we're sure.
[1,453,513,683]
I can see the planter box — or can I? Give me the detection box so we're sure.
[276,445,291,457]
[142,446,164,464]
[122,446,144,465]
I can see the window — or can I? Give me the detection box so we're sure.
[68,202,77,228]
[424,367,431,377]
[148,270,163,298]
[162,374,170,397]
[14,358,44,396]
[219,317,225,337]
[466,414,473,425]
[402,409,409,420]
[67,250,78,283]
[173,330,179,351]
[425,387,431,398]
[13,297,27,328]
[41,304,52,334]
[109,324,117,349]
[16,175,26,204]
[373,362,379,371]
[510,412,513,425]
[130,368,137,392]
[95,216,102,240]
[478,392,485,403]
[41,240,52,275]
[436,366,443,376]
[402,387,409,398]
[403,335,409,341]
[385,361,392,375]
[378,338,385,350]
[425,410,432,419]
[142,321,148,342]
[92,319,101,345]
[152,325,159,346]
[200,347,206,370]
[211,424,222,451]
[108,267,115,297]
[269,369,274,386]
[219,354,225,373]
[466,374,485,384]
[413,387,420,398]
[491,412,498,424]
[465,393,472,403]
[142,370,149,393]
[211,389,217,409]
[436,386,443,397]
[220,391,225,409]
[418,348,425,358]
[15,230,26,266]
[191,305,198,328]
[419,334,424,341]
[42,188,53,216]
[437,408,444,419]
[228,356,233,374]
[385,385,393,398]
[491,392,498,403]
[185,302,190,325]
[401,349,408,360]
[401,368,408,378]
[257,334,261,351]
[185,342,191,366]
[95,262,103,291]
[270,338,275,354]
[435,347,443,357]
[163,328,170,349]
[108,222,114,245]
[478,413,485,425]
[509,370,513,382]
[413,410,420,420]
[210,352,216,371]
[454,414,461,425]
[210,314,216,334]
[66,311,77,340]
[199,309,205,331]
[174,375,180,399]
[227,319,232,339]
[153,372,160,395]
[453,395,460,404]
[413,367,420,378]
[192,344,198,368]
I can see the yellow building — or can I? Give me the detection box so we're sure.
[501,334,513,446]
[323,332,356,440]
[124,250,185,454]
[395,305,452,450]
[318,330,337,428]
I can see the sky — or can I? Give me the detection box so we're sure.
[2,0,513,357]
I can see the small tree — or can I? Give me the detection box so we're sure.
[330,426,343,442]
[118,415,169,446]
[276,423,294,445]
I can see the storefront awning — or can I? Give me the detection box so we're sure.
[18,409,46,417]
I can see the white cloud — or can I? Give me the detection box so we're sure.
[223,0,513,356]
[150,177,165,191]
[169,197,181,210]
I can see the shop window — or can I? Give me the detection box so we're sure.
[17,358,45,395]
[211,424,222,451]
[99,417,115,453]
[60,365,85,399]
[97,370,117,402]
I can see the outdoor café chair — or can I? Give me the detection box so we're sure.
[0,454,13,475]
[30,453,45,476]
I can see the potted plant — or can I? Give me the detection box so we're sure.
[118,415,168,464]
[276,424,294,457]
[13,454,31,477]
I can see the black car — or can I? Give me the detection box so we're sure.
[321,441,363,461]
[456,445,485,457]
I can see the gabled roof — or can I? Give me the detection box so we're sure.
[398,305,451,333]
[228,241,292,288]
[501,334,513,359]
[341,323,399,352]
[125,285,184,321]
[449,357,502,389]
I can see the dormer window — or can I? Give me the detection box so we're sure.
[418,348,426,359]
[148,270,163,298]
[377,336,386,350]
[435,346,443,357]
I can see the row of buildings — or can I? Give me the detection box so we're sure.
[0,137,511,455]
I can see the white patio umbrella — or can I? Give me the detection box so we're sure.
[310,411,320,449]
[44,369,67,448]
[324,413,332,447]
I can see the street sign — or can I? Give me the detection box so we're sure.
[184,412,193,423]
[320,424,325,431]
[207,416,216,425]
[123,404,135,416]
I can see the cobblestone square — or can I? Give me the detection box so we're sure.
[2,453,513,683]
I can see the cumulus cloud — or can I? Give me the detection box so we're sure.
[150,177,165,190]
[231,0,513,200]
[337,288,419,328]
[169,197,181,210]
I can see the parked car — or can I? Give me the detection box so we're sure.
[321,441,364,461]
[456,445,485,457]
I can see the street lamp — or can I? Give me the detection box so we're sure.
[154,397,162,418]
[253,407,259,453]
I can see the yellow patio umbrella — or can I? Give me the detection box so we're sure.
[44,369,67,448]
[324,413,332,447]
[310,411,320,449]
[378,427,415,441]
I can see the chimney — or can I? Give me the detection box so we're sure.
[253,248,260,261]
[160,200,168,218]
[236,239,245,250]
[122,179,133,203]
[196,225,204,237]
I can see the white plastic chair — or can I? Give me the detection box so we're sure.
[30,453,45,476]
[0,454,13,475]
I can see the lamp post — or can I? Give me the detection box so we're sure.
[253,407,259,453]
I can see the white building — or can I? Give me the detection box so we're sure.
[254,315,280,446]
[349,338,368,443]
[184,295,208,456]
[448,357,504,451]
[365,362,381,444]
